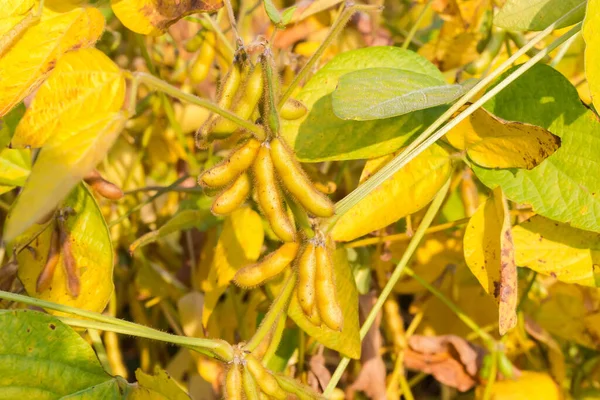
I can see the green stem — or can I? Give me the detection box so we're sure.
[278,3,382,108]
[201,14,235,61]
[133,72,265,139]
[404,267,495,347]
[330,16,584,225]
[517,271,537,311]
[324,178,451,396]
[550,30,580,67]
[402,0,433,50]
[0,290,234,361]
[88,329,113,374]
[108,175,189,227]
[244,273,296,352]
[482,350,499,400]
[506,31,551,64]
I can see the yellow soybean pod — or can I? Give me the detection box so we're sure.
[245,354,287,400]
[225,364,243,400]
[234,242,299,287]
[212,64,264,136]
[296,243,317,317]
[269,138,334,217]
[280,98,308,120]
[219,62,243,110]
[242,367,261,400]
[199,138,261,188]
[211,173,251,216]
[315,245,343,331]
[253,145,296,242]
[190,31,216,83]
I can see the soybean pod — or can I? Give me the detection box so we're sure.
[36,223,60,293]
[242,367,261,400]
[211,173,251,216]
[269,137,334,217]
[199,138,261,188]
[315,244,343,331]
[225,364,243,400]
[252,144,296,242]
[234,242,299,287]
[280,98,307,120]
[245,354,287,400]
[297,243,317,318]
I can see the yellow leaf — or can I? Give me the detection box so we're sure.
[512,215,600,286]
[15,184,114,313]
[476,371,560,400]
[130,368,190,400]
[4,112,126,242]
[0,0,35,38]
[201,207,264,327]
[583,0,600,111]
[111,0,223,36]
[463,187,517,334]
[332,144,453,242]
[13,47,126,148]
[0,6,105,117]
[532,281,600,349]
[446,107,561,169]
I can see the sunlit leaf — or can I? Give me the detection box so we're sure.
[475,371,560,399]
[463,187,517,334]
[0,148,30,188]
[513,215,600,286]
[332,68,466,121]
[583,0,600,112]
[129,368,190,399]
[494,0,585,31]
[4,111,125,241]
[0,6,105,117]
[473,64,600,233]
[286,248,361,359]
[0,309,112,397]
[201,208,264,327]
[0,0,35,38]
[130,209,218,253]
[15,184,114,313]
[13,48,126,149]
[281,47,447,162]
[332,144,452,242]
[111,0,223,36]
[446,106,561,169]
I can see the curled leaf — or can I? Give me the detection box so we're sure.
[446,106,561,170]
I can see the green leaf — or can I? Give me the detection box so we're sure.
[62,378,130,399]
[0,147,30,187]
[0,309,111,398]
[583,0,600,112]
[281,46,446,162]
[332,68,466,121]
[287,248,361,359]
[0,103,25,148]
[129,209,218,253]
[280,6,296,26]
[15,184,115,313]
[513,215,600,287]
[494,0,586,31]
[263,0,281,24]
[472,64,600,233]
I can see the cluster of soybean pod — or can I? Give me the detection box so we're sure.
[196,45,342,399]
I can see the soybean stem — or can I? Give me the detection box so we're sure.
[278,3,382,107]
[133,72,265,139]
[244,273,296,352]
[324,178,451,396]
[331,10,584,225]
[402,0,433,50]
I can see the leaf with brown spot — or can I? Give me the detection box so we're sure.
[111,0,223,36]
[463,187,517,334]
[446,106,561,170]
[404,334,486,392]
